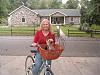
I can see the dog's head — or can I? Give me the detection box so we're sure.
[48,39,53,44]
[46,39,53,45]
[46,39,55,50]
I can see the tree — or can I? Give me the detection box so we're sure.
[26,0,40,9]
[89,0,100,25]
[21,0,28,5]
[38,0,62,9]
[64,0,79,9]
[79,0,91,24]
[0,0,10,17]
[80,0,100,25]
[38,0,48,9]
[49,0,62,9]
[9,0,22,11]
[0,0,11,24]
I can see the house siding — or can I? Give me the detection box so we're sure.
[8,6,39,26]
[65,16,80,24]
[65,17,69,24]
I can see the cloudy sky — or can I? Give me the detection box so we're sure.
[62,0,67,4]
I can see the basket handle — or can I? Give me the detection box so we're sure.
[37,44,43,50]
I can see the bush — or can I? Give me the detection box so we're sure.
[80,22,90,31]
[70,21,74,25]
[0,18,7,25]
[90,24,100,30]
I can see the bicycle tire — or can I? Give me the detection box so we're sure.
[25,55,34,75]
[44,69,54,75]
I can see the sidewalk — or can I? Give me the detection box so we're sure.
[0,56,100,75]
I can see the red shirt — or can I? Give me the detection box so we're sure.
[33,30,55,44]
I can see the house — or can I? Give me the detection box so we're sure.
[8,5,81,26]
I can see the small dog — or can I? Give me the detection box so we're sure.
[46,39,55,50]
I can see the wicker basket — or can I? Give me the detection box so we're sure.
[39,44,63,60]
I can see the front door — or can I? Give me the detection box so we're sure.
[51,17,64,24]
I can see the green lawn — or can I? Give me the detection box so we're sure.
[60,25,82,35]
[0,26,36,36]
[0,25,58,36]
[60,25,100,38]
[0,25,100,38]
[91,24,100,30]
[90,24,100,38]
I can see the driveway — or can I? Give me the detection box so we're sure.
[0,56,100,75]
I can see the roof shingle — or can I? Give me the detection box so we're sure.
[33,9,81,16]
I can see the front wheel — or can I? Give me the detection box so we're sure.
[25,55,34,75]
[44,69,54,75]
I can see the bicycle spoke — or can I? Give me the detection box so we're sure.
[25,55,34,75]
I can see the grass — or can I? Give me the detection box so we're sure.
[0,24,100,38]
[60,25,100,38]
[51,25,57,32]
[90,24,100,38]
[0,25,58,36]
[0,26,36,36]
[60,25,81,35]
[91,24,100,30]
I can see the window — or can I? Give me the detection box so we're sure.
[71,17,73,21]
[22,18,25,22]
[51,17,64,24]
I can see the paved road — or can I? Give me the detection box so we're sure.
[60,36,100,57]
[0,36,32,56]
[0,36,100,56]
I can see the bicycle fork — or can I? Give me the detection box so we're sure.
[44,60,54,75]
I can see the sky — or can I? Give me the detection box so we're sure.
[62,0,68,4]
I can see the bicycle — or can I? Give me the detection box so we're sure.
[25,44,63,75]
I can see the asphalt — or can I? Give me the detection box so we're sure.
[0,36,100,56]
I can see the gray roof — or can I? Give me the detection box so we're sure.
[33,9,81,16]
[9,5,81,17]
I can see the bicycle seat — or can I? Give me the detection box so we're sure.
[31,49,38,53]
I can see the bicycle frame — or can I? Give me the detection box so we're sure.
[25,48,54,75]
[32,52,53,75]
